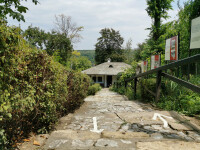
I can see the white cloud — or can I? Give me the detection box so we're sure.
[7,0,187,50]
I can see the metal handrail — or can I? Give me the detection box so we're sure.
[123,54,200,101]
[125,54,200,82]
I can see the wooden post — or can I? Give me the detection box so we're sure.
[155,70,162,102]
[177,33,180,77]
[125,81,127,88]
[134,78,137,99]
[196,62,198,76]
[187,49,191,81]
[125,81,128,94]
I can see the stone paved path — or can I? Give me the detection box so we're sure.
[20,89,200,150]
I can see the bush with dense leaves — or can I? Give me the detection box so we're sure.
[157,75,200,116]
[111,61,137,100]
[0,22,90,149]
[113,71,200,117]
[87,83,102,95]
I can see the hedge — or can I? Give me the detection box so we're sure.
[0,22,90,149]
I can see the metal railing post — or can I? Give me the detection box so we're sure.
[125,81,127,88]
[134,77,137,99]
[155,70,162,102]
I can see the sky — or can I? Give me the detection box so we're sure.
[8,0,187,50]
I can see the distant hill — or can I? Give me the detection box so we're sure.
[78,50,95,65]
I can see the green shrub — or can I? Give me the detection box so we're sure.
[134,76,200,116]
[157,77,200,116]
[138,78,156,102]
[87,83,102,95]
[112,65,200,117]
[110,81,134,100]
[0,22,90,149]
[111,61,137,100]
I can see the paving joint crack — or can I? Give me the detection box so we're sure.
[114,112,125,122]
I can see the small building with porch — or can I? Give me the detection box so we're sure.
[82,61,131,87]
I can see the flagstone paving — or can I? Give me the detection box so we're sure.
[20,88,200,150]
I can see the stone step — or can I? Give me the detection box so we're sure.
[42,129,146,150]
[102,131,149,139]
[42,129,200,150]
[137,141,200,150]
[26,89,200,150]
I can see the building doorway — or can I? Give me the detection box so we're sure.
[107,75,112,87]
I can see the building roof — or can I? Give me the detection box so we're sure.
[82,62,132,75]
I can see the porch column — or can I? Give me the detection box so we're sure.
[105,75,107,87]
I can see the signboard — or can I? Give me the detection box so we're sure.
[141,61,148,73]
[190,16,200,49]
[165,36,178,60]
[151,55,160,70]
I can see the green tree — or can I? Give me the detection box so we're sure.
[66,51,92,71]
[146,0,174,53]
[71,56,92,71]
[0,0,39,21]
[132,0,200,68]
[24,26,73,65]
[124,38,134,64]
[23,25,48,49]
[177,0,200,58]
[95,28,125,64]
[45,32,73,65]
[78,50,95,65]
[133,42,147,62]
